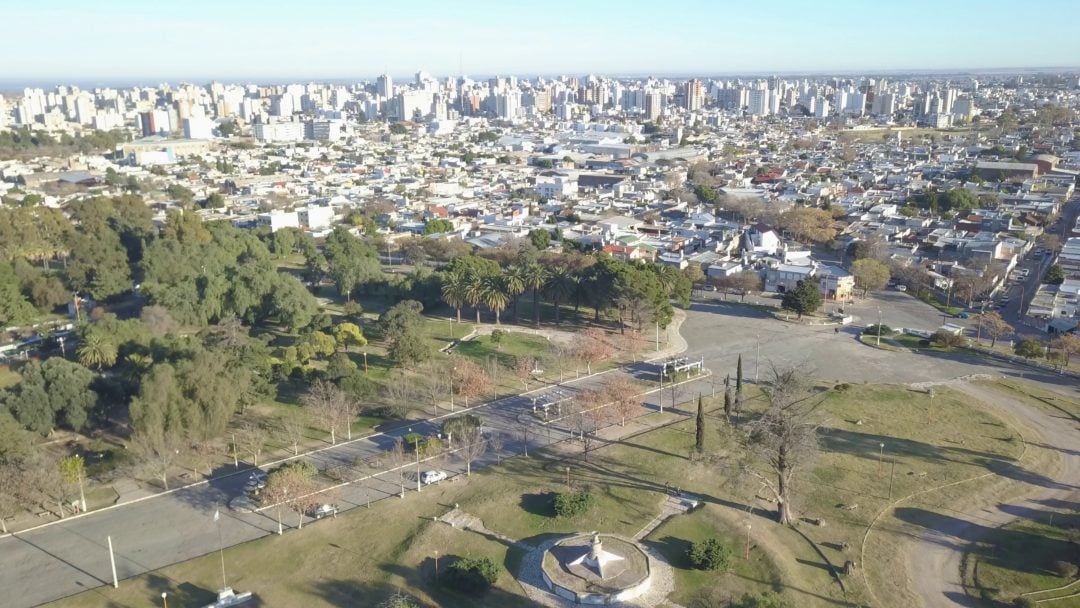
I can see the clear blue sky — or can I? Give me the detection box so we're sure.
[3,0,1079,84]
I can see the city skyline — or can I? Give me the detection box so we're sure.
[3,0,1080,86]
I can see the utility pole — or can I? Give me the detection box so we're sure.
[107,536,118,588]
[877,309,883,346]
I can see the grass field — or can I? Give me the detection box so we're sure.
[967,515,1080,607]
[0,364,19,389]
[49,380,1043,608]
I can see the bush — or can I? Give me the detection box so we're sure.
[443,556,499,593]
[553,491,594,518]
[918,339,931,347]
[687,538,733,571]
[863,324,893,336]
[834,383,851,392]
[1053,559,1078,578]
[1014,597,1036,608]
[931,330,965,348]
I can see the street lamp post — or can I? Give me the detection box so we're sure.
[755,334,761,383]
[363,351,369,375]
[876,310,883,346]
[878,442,885,476]
[409,428,421,493]
[565,466,571,490]
[161,592,168,608]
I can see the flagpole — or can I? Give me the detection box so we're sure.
[215,509,227,590]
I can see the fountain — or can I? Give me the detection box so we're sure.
[540,532,652,604]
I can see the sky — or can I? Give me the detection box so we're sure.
[2,0,1079,86]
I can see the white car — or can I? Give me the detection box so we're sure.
[420,470,447,485]
[309,503,337,519]
[895,285,907,292]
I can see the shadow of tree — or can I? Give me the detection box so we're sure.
[519,492,555,518]
[643,534,691,570]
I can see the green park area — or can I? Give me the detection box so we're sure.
[47,377,1076,608]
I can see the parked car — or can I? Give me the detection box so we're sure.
[895,285,907,292]
[955,312,969,319]
[309,503,337,519]
[420,470,447,485]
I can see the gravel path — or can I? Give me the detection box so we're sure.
[902,379,1080,608]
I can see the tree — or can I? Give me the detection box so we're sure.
[451,417,486,476]
[234,420,268,466]
[605,376,643,426]
[379,300,430,367]
[0,262,37,326]
[453,358,491,408]
[1014,338,1045,360]
[513,355,537,392]
[973,312,1013,347]
[1,358,97,435]
[77,329,118,370]
[543,267,577,325]
[931,330,965,349]
[529,229,551,250]
[572,328,614,374]
[778,207,837,244]
[304,380,351,445]
[333,322,367,352]
[58,455,87,513]
[781,280,822,319]
[130,427,187,489]
[851,259,890,296]
[276,413,309,456]
[479,274,510,325]
[522,262,549,327]
[732,366,823,524]
[1044,264,1066,285]
[441,270,467,323]
[261,461,318,534]
[1050,333,1080,367]
[423,219,455,235]
[688,538,733,571]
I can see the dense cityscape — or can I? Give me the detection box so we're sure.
[2,10,1080,608]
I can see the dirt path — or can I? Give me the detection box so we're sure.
[904,380,1080,608]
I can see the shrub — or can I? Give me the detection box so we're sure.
[918,339,931,347]
[688,538,733,571]
[931,330,965,348]
[553,491,594,518]
[863,324,893,336]
[443,556,499,593]
[1053,559,1078,578]
[834,383,851,392]
[1013,597,1036,608]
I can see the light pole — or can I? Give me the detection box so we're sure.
[161,592,168,608]
[409,428,421,493]
[434,550,439,579]
[658,366,664,413]
[755,334,760,383]
[878,442,885,476]
[449,366,456,412]
[363,351,368,375]
[928,388,935,424]
[876,309,883,346]
[565,466,571,490]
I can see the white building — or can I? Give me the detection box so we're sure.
[535,176,577,199]
[257,210,300,232]
[253,121,304,142]
[183,115,214,140]
[297,205,334,231]
[748,89,770,116]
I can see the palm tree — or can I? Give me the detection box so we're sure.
[504,265,526,322]
[78,331,117,370]
[464,271,486,324]
[440,270,466,323]
[522,262,549,328]
[544,268,577,326]
[479,275,511,325]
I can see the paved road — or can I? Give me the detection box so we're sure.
[5,297,1078,607]
[0,357,689,608]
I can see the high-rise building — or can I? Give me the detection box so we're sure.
[139,111,157,137]
[376,74,394,98]
[496,90,521,120]
[644,92,663,121]
[183,115,214,139]
[748,89,770,116]
[684,79,704,111]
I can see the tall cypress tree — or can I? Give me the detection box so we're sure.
[735,355,745,416]
[723,374,733,419]
[695,393,705,452]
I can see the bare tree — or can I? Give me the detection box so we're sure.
[605,376,644,426]
[514,355,537,392]
[304,380,349,444]
[567,393,606,461]
[386,438,408,498]
[418,360,450,414]
[383,369,416,419]
[0,462,29,532]
[488,430,505,464]
[130,428,187,490]
[973,311,1013,348]
[234,420,268,466]
[573,328,614,374]
[732,366,824,524]
[261,462,319,533]
[276,413,309,456]
[455,422,487,476]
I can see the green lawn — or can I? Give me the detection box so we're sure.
[966,515,1080,607]
[0,364,20,389]
[48,381,1044,608]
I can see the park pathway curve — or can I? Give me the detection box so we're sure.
[904,380,1080,608]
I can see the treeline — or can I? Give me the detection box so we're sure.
[0,127,131,159]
